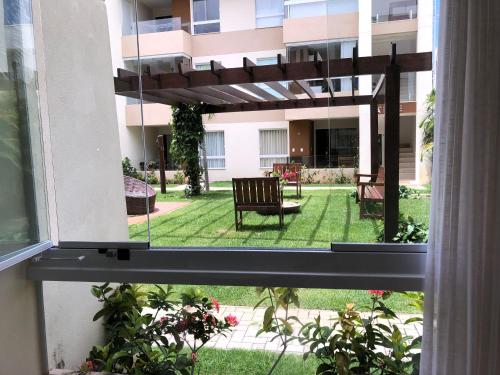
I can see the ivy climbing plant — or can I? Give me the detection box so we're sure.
[170,104,205,196]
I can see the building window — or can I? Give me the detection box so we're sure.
[203,131,226,169]
[256,0,284,28]
[192,0,220,34]
[259,129,288,168]
[315,128,359,168]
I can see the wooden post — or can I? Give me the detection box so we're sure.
[157,135,166,194]
[384,47,400,242]
[370,100,379,178]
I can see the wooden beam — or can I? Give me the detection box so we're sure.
[154,52,432,90]
[383,62,401,242]
[295,80,316,99]
[372,74,386,99]
[190,86,247,104]
[170,88,228,105]
[203,95,372,113]
[238,83,282,101]
[370,100,379,177]
[326,78,336,99]
[266,82,297,100]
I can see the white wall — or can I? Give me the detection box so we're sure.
[34,0,130,370]
[204,121,289,181]
[192,48,286,68]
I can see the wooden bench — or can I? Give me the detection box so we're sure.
[355,166,385,219]
[272,163,302,198]
[232,177,284,230]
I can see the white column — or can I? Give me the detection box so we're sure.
[358,0,372,173]
[415,0,434,183]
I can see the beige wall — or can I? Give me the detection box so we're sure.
[192,27,283,57]
[283,13,358,44]
[220,0,256,32]
[0,262,45,375]
[122,29,192,58]
[126,103,172,126]
[372,18,418,36]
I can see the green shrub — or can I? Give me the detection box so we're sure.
[399,185,421,199]
[138,172,159,185]
[334,166,352,184]
[122,157,139,179]
[378,215,429,243]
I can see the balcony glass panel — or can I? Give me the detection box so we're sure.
[285,0,357,18]
[372,0,418,22]
[128,17,189,35]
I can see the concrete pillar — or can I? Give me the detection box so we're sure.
[33,0,129,370]
[357,0,372,173]
[415,0,434,183]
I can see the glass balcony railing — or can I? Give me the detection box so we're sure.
[128,17,190,35]
[372,0,417,22]
[285,0,358,19]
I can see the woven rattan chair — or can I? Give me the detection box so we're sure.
[124,176,157,215]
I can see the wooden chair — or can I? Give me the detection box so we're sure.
[272,163,302,198]
[232,177,284,230]
[355,166,385,219]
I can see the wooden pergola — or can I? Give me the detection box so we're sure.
[114,46,432,242]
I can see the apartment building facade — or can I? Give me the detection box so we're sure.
[106,0,433,183]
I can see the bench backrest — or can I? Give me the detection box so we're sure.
[232,177,281,207]
[273,163,301,182]
[377,166,385,183]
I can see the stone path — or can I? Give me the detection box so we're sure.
[127,201,190,225]
[146,305,422,355]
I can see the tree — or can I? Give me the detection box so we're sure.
[419,89,435,162]
[170,104,205,195]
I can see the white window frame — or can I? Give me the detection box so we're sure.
[259,128,289,169]
[191,0,221,35]
[202,131,226,170]
[255,0,285,28]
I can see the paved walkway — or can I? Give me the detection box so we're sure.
[146,305,422,355]
[127,201,190,225]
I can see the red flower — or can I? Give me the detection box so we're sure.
[368,290,385,296]
[210,296,220,312]
[86,360,94,371]
[160,316,169,324]
[191,352,198,362]
[225,314,239,327]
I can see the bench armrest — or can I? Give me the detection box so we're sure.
[357,181,384,187]
[356,173,377,184]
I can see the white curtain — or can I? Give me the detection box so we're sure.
[421,0,500,374]
[260,129,288,168]
[204,131,225,169]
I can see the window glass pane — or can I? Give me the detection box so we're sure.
[194,22,220,34]
[372,0,418,22]
[204,131,225,169]
[259,129,288,168]
[256,0,284,27]
[0,0,48,257]
[206,0,220,21]
[193,0,207,22]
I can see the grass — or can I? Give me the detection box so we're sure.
[195,347,318,375]
[142,283,419,313]
[130,189,430,313]
[130,190,430,248]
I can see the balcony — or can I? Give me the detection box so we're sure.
[126,17,190,35]
[122,27,192,59]
[372,0,418,23]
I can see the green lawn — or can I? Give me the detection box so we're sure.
[194,348,318,375]
[130,189,429,313]
[130,189,430,248]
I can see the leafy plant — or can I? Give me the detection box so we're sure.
[377,215,429,243]
[419,89,435,162]
[86,283,237,375]
[138,172,159,185]
[170,104,205,196]
[299,291,422,375]
[301,165,319,184]
[254,287,300,375]
[122,157,140,179]
[335,166,352,184]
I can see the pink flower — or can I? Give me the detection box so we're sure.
[191,352,198,362]
[210,296,220,312]
[160,316,169,324]
[225,314,239,327]
[86,360,94,371]
[368,290,385,296]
